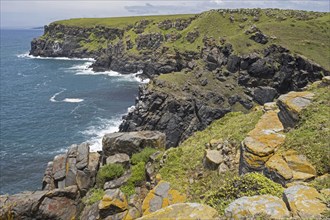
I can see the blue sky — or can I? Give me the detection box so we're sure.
[1,0,329,28]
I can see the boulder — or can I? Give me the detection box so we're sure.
[52,154,67,181]
[137,203,219,219]
[42,161,55,190]
[80,202,100,220]
[277,91,314,128]
[0,186,79,220]
[106,153,130,168]
[102,131,166,156]
[225,195,290,219]
[142,181,186,216]
[253,86,278,105]
[104,171,131,190]
[99,188,128,218]
[203,149,223,170]
[283,185,327,218]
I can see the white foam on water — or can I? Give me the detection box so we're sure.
[63,98,84,103]
[50,89,66,102]
[81,117,123,152]
[17,52,95,61]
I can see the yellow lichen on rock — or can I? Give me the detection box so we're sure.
[266,154,293,180]
[278,91,314,114]
[142,181,186,216]
[98,189,128,212]
[283,185,327,218]
[137,203,219,220]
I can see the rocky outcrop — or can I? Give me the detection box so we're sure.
[277,91,314,128]
[0,186,80,220]
[102,131,166,157]
[225,195,290,219]
[138,203,219,219]
[240,110,285,173]
[283,185,327,218]
[42,143,100,195]
[141,181,186,216]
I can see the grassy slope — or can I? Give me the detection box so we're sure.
[50,9,330,70]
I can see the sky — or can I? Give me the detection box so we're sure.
[1,0,329,28]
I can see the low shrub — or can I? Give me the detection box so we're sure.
[203,172,284,215]
[82,188,105,205]
[131,147,158,165]
[96,163,125,187]
[121,162,146,196]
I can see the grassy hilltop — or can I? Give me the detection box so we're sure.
[51,9,330,70]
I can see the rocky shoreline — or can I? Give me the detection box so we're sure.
[2,8,329,219]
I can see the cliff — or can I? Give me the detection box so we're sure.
[30,9,330,147]
[2,8,329,220]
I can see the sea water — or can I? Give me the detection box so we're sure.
[0,29,145,194]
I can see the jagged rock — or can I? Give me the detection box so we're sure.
[42,161,55,190]
[240,110,285,173]
[186,30,199,43]
[105,211,128,220]
[218,162,229,173]
[322,76,330,85]
[99,188,128,218]
[253,86,278,105]
[106,153,130,168]
[283,185,327,218]
[142,181,186,215]
[137,203,219,219]
[203,150,223,170]
[250,31,268,44]
[104,171,131,190]
[0,186,79,220]
[263,102,278,112]
[225,195,290,219]
[125,194,143,220]
[80,202,100,220]
[103,131,166,156]
[76,143,89,170]
[52,154,67,181]
[136,33,164,50]
[277,91,314,128]
[226,55,241,73]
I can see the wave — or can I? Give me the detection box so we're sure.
[50,89,83,103]
[72,63,150,83]
[63,98,84,103]
[17,52,95,61]
[50,89,66,102]
[81,117,123,152]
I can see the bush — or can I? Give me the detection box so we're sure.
[131,147,158,165]
[204,172,284,215]
[120,162,146,196]
[96,163,125,187]
[82,188,105,205]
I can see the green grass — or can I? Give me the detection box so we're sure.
[121,162,146,196]
[203,172,284,215]
[52,14,194,28]
[131,147,158,165]
[96,163,125,188]
[158,110,262,194]
[283,84,330,175]
[42,9,329,70]
[82,188,105,205]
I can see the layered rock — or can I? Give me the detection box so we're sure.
[277,91,314,128]
[240,110,285,173]
[42,143,100,194]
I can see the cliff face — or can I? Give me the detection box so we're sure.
[30,9,330,147]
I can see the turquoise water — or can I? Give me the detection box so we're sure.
[0,29,143,194]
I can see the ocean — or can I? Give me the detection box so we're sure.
[0,29,145,195]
